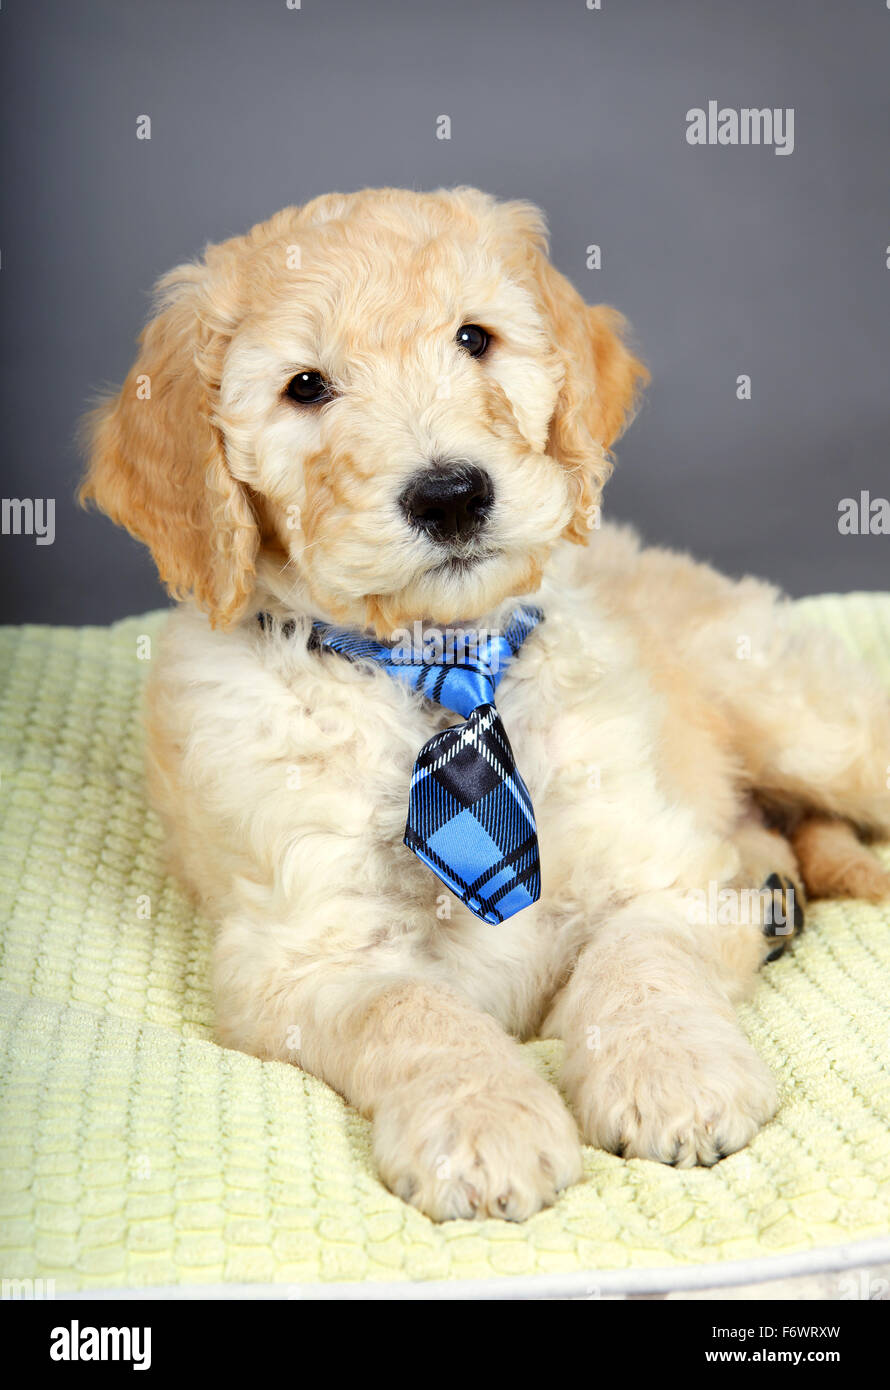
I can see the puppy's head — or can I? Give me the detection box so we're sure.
[81,187,647,632]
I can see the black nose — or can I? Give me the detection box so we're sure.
[399,462,494,543]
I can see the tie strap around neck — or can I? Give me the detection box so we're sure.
[256,606,543,720]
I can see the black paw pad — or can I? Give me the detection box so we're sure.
[762,872,804,944]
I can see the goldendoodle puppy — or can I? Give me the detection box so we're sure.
[81,187,890,1220]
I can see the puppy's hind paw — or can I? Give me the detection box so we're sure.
[792,815,890,905]
[761,871,805,963]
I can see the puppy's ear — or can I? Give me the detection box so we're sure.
[80,261,259,626]
[505,205,649,543]
[541,274,648,543]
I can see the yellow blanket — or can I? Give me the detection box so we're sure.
[1,596,890,1293]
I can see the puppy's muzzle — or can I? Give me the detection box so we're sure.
[399,461,494,544]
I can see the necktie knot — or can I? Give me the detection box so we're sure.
[308,604,542,720]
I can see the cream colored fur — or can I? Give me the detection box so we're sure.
[81,187,890,1221]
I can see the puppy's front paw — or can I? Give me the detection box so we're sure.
[373,1066,583,1221]
[567,1012,777,1168]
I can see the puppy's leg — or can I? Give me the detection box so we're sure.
[214,941,582,1221]
[605,539,890,884]
[731,806,890,922]
[546,891,777,1166]
[726,617,890,842]
[729,809,805,962]
[790,814,890,903]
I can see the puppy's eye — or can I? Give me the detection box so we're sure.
[285,371,333,405]
[456,324,491,358]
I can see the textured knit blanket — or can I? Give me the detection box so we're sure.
[1,596,890,1295]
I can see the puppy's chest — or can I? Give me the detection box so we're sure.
[289,667,448,821]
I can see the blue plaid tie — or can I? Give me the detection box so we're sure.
[297,606,544,925]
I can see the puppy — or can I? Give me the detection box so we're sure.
[81,186,890,1221]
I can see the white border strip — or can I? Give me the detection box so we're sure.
[64,1234,890,1300]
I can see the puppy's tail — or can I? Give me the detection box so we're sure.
[791,815,890,904]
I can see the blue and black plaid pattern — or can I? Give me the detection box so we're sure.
[261,606,544,924]
[403,700,540,923]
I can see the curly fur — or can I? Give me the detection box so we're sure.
[81,187,890,1221]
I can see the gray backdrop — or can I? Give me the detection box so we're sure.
[1,0,888,625]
